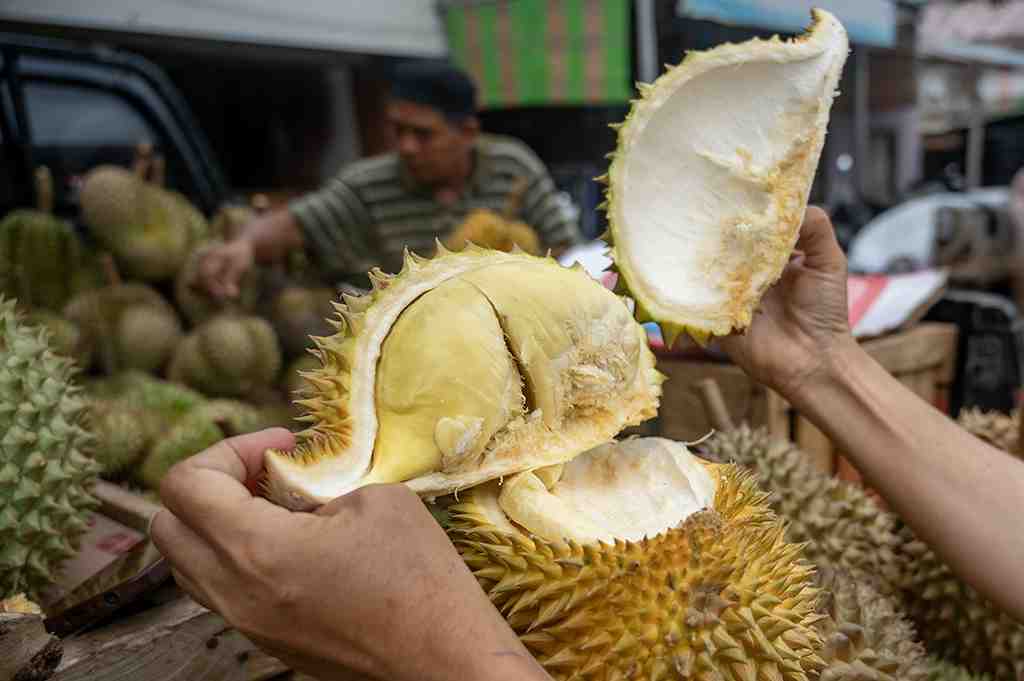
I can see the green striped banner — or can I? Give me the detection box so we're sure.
[442,0,632,108]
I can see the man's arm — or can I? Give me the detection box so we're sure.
[721,206,1024,621]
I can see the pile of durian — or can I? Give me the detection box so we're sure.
[3,10,1022,681]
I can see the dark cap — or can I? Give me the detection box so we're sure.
[390,61,478,120]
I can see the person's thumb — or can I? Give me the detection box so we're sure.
[795,206,846,275]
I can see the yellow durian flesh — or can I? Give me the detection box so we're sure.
[263,248,662,509]
[606,9,849,346]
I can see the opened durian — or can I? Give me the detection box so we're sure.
[262,247,662,509]
[603,9,848,346]
[1,297,101,600]
[448,438,827,681]
[899,526,1024,681]
[700,425,905,593]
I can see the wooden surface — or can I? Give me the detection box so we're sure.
[1,612,63,681]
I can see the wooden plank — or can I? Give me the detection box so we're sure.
[92,481,163,534]
[243,650,290,681]
[656,359,759,441]
[794,416,835,475]
[762,390,792,441]
[0,613,63,681]
[53,594,251,681]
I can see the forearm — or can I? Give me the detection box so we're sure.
[238,209,304,265]
[787,338,1024,619]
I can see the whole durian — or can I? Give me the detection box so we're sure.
[0,297,101,600]
[957,408,1019,458]
[174,240,263,327]
[261,247,663,510]
[64,283,183,374]
[603,10,848,346]
[813,566,928,680]
[167,314,282,398]
[85,370,204,420]
[266,285,337,359]
[0,169,103,311]
[699,425,905,593]
[78,165,203,281]
[85,400,164,477]
[899,527,1024,681]
[448,438,828,681]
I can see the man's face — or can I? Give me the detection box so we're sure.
[386,100,477,186]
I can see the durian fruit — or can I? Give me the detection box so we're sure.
[78,165,202,281]
[63,283,183,374]
[21,310,93,369]
[899,527,1024,681]
[956,408,1020,458]
[0,168,103,311]
[443,209,542,256]
[602,10,848,346]
[174,240,263,327]
[447,438,828,681]
[928,658,993,681]
[813,566,928,680]
[0,297,101,600]
[700,425,905,593]
[85,400,164,476]
[167,314,282,398]
[0,592,42,614]
[85,370,204,420]
[266,285,338,359]
[134,399,272,489]
[262,247,663,510]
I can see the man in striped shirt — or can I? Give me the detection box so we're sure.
[196,62,582,297]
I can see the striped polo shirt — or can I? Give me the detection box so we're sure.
[289,134,582,279]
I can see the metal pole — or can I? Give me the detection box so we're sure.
[853,48,870,200]
[635,0,658,84]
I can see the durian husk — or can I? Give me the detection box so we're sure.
[699,425,905,593]
[898,526,1024,681]
[957,408,1020,458]
[447,463,827,681]
[0,296,101,600]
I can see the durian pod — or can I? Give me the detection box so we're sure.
[78,165,201,281]
[602,10,848,347]
[261,247,663,510]
[265,285,338,359]
[813,565,928,680]
[898,526,1024,681]
[133,399,272,490]
[443,209,542,256]
[0,296,102,601]
[63,283,184,375]
[175,240,263,327]
[446,438,827,681]
[167,314,282,399]
[957,408,1020,458]
[699,426,906,594]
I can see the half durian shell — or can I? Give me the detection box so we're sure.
[604,9,849,346]
[263,246,663,509]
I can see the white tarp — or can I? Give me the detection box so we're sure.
[0,0,448,58]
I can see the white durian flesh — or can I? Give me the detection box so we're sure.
[605,9,849,345]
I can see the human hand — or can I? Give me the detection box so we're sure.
[149,429,547,681]
[193,237,255,300]
[719,206,854,400]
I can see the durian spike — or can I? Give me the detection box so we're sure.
[132,140,153,179]
[150,154,166,186]
[694,378,735,432]
[34,166,54,214]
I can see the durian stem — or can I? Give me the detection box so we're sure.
[132,141,153,180]
[694,378,735,432]
[150,154,166,187]
[33,166,54,214]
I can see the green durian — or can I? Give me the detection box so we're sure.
[699,425,905,593]
[957,408,1020,458]
[899,527,1024,681]
[0,297,101,600]
[63,283,183,374]
[134,399,270,489]
[85,370,204,420]
[85,400,164,476]
[167,314,282,398]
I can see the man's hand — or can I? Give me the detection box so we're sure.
[193,237,255,300]
[719,206,853,400]
[149,429,548,681]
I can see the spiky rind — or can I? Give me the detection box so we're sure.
[957,408,1020,458]
[0,296,101,600]
[603,9,847,346]
[167,314,282,398]
[700,426,905,594]
[447,464,827,681]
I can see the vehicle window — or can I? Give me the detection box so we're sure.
[22,80,188,214]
